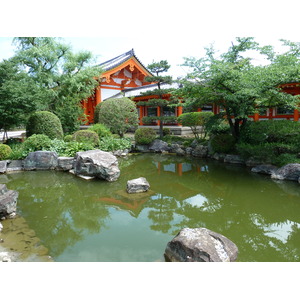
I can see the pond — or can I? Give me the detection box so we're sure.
[1,153,300,262]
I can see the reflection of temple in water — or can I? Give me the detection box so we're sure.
[154,161,208,176]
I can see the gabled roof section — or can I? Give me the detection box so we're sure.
[99,49,153,76]
[98,49,155,90]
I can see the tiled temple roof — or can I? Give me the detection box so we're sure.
[99,49,151,74]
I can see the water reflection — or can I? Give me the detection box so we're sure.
[1,153,300,261]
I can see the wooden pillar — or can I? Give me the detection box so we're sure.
[157,106,161,126]
[294,108,299,121]
[254,112,259,122]
[197,108,202,112]
[177,104,183,117]
[139,106,144,125]
[268,108,273,120]
[95,86,101,105]
[178,163,183,176]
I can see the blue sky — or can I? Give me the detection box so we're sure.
[1,0,300,79]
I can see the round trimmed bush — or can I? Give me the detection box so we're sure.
[210,133,236,153]
[26,111,64,140]
[0,144,12,160]
[134,128,157,145]
[89,123,112,139]
[72,130,100,146]
[64,135,73,142]
[22,134,52,152]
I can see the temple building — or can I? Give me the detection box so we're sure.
[82,50,300,132]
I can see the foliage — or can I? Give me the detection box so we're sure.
[0,59,37,135]
[98,136,132,152]
[22,134,53,152]
[97,97,138,137]
[64,135,73,142]
[89,123,112,139]
[236,142,300,165]
[93,102,102,124]
[58,141,95,157]
[134,128,157,145]
[136,60,176,138]
[176,37,300,139]
[26,111,64,140]
[210,133,236,153]
[239,120,300,145]
[177,111,214,139]
[0,144,12,160]
[162,128,172,136]
[72,130,100,147]
[205,114,231,135]
[12,37,102,133]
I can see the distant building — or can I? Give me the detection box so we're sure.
[83,50,300,130]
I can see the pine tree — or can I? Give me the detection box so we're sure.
[137,60,176,138]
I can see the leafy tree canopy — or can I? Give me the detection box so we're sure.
[11,37,103,133]
[175,37,300,139]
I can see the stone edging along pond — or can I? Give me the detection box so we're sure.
[1,139,300,262]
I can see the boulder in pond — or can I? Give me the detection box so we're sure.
[164,227,238,262]
[23,151,58,170]
[251,164,278,175]
[127,177,150,194]
[74,150,120,182]
[0,184,18,218]
[149,139,170,153]
[271,163,300,181]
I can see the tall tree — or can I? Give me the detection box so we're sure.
[175,38,300,139]
[137,60,176,138]
[0,59,37,139]
[12,37,103,133]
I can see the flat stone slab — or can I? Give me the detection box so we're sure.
[165,227,238,262]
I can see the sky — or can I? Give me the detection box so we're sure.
[1,0,299,297]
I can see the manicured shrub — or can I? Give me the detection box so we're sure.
[96,97,138,137]
[239,120,300,145]
[0,144,12,160]
[89,123,112,139]
[22,134,52,152]
[64,135,73,142]
[99,136,132,152]
[210,133,236,153]
[162,128,172,136]
[26,111,64,140]
[72,130,100,146]
[134,128,157,145]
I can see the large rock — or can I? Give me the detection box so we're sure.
[251,164,278,175]
[149,139,170,153]
[23,151,58,170]
[271,163,300,181]
[224,154,245,165]
[0,184,18,218]
[0,161,7,174]
[127,177,150,193]
[6,160,23,172]
[192,145,208,158]
[56,157,74,171]
[74,150,120,182]
[164,227,238,262]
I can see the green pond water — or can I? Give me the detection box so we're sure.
[1,153,300,262]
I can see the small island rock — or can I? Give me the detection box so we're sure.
[127,177,150,194]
